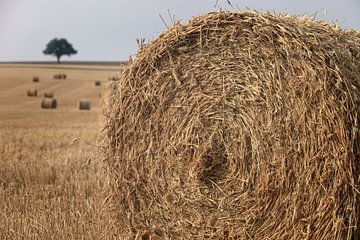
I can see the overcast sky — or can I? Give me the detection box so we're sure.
[0,0,359,62]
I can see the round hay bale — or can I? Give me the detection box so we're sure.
[32,76,39,82]
[79,99,90,110]
[27,89,37,97]
[106,12,360,239]
[41,98,57,109]
[95,80,101,86]
[44,92,54,98]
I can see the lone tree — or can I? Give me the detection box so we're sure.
[43,38,77,63]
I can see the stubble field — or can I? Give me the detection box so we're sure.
[0,63,121,239]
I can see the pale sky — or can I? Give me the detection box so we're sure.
[0,0,359,62]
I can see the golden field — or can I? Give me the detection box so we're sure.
[0,63,121,239]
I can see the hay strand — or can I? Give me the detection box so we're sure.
[53,73,67,80]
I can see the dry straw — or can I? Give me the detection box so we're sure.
[44,92,54,98]
[105,11,360,239]
[127,56,133,65]
[27,89,37,97]
[79,99,91,110]
[41,98,57,109]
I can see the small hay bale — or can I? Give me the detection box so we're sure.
[27,89,37,97]
[44,92,54,98]
[79,99,90,110]
[41,98,57,109]
[95,80,101,86]
[105,11,360,239]
[53,73,67,80]
[108,76,120,81]
[32,76,39,82]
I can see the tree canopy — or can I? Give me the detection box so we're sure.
[43,38,77,63]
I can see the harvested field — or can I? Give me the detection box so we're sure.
[0,63,123,239]
[106,11,360,239]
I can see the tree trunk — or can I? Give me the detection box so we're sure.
[57,56,61,64]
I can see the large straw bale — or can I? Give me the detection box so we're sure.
[105,11,360,239]
[41,98,57,109]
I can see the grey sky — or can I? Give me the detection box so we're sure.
[0,0,359,61]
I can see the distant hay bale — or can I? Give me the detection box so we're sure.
[95,80,101,86]
[105,11,360,239]
[53,73,67,79]
[41,98,57,109]
[44,92,54,98]
[27,89,37,97]
[108,76,120,81]
[32,76,39,82]
[79,99,90,110]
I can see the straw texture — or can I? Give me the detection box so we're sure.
[106,11,360,239]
